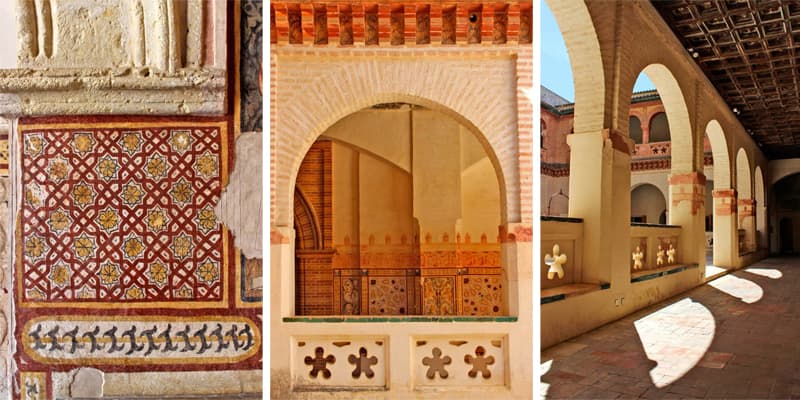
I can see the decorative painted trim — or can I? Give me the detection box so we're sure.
[22,315,261,366]
[282,316,518,323]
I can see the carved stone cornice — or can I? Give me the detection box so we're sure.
[0,68,226,116]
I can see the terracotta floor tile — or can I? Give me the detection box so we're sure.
[542,257,800,399]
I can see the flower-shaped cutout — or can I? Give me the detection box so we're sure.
[145,153,169,180]
[146,208,170,233]
[148,262,169,288]
[169,130,193,153]
[48,210,71,235]
[72,183,96,209]
[125,286,145,300]
[25,235,48,262]
[121,182,145,206]
[24,133,45,156]
[73,234,96,261]
[96,155,119,181]
[194,151,218,178]
[122,235,145,260]
[171,234,193,259]
[49,263,71,288]
[196,259,219,285]
[169,178,194,206]
[96,208,120,233]
[48,156,70,183]
[98,262,121,286]
[544,244,567,280]
[71,132,95,156]
[196,205,217,234]
[119,131,143,155]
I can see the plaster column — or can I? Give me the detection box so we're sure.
[712,189,737,267]
[668,172,706,277]
[641,125,650,144]
[738,198,755,253]
[566,129,632,288]
[271,226,294,318]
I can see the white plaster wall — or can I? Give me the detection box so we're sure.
[0,2,17,68]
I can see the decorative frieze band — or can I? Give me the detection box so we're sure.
[271,2,532,47]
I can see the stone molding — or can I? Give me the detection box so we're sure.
[0,68,226,116]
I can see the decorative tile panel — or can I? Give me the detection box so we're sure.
[18,123,230,307]
[414,336,506,388]
[22,315,260,365]
[292,336,388,390]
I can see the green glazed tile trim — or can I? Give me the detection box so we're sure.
[631,264,699,283]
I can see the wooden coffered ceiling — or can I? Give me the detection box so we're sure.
[652,0,800,159]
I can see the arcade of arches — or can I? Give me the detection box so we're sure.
[542,0,800,398]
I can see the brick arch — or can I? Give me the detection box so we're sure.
[274,57,520,227]
[293,188,321,251]
[624,64,695,175]
[736,148,752,199]
[546,0,605,134]
[705,120,731,189]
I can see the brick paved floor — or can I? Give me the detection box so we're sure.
[541,257,800,399]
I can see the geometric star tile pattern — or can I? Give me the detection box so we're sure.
[20,126,225,303]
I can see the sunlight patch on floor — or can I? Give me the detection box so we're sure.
[708,274,763,303]
[634,298,715,388]
[743,268,783,279]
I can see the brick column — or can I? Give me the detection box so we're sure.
[712,189,737,267]
[668,172,707,272]
[738,198,755,253]
[271,226,295,318]
[566,129,632,287]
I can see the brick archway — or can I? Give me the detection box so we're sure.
[272,55,521,228]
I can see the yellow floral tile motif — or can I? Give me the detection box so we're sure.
[96,208,120,233]
[174,285,194,299]
[125,286,145,300]
[148,262,169,287]
[73,234,96,261]
[146,208,170,233]
[76,286,94,299]
[196,259,220,284]
[169,130,193,153]
[20,126,226,304]
[96,155,119,181]
[145,153,169,179]
[25,235,47,262]
[48,156,70,182]
[121,182,145,206]
[171,233,193,259]
[47,210,71,234]
[98,262,121,286]
[196,205,218,234]
[122,235,145,260]
[170,178,194,206]
[72,183,95,209]
[119,131,143,155]
[24,133,45,156]
[49,263,71,288]
[71,132,96,155]
[195,151,218,178]
[25,184,45,208]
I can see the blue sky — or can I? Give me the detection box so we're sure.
[541,2,655,102]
